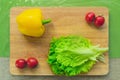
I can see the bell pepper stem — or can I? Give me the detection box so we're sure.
[42,19,51,25]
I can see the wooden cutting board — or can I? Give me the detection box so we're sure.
[10,7,109,75]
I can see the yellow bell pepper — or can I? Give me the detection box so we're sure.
[16,8,51,37]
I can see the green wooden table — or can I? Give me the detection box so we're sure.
[0,0,120,58]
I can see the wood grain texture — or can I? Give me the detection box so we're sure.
[10,7,109,76]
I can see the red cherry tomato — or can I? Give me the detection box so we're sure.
[15,59,27,69]
[94,16,105,27]
[85,12,95,23]
[27,57,38,68]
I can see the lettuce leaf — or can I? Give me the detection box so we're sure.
[48,36,108,76]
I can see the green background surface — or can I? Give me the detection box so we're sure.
[0,0,120,58]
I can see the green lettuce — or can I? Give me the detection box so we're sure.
[48,36,108,76]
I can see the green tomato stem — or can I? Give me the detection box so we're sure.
[42,19,51,25]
